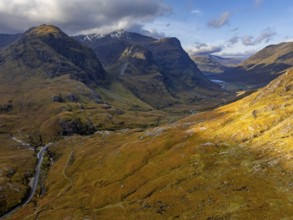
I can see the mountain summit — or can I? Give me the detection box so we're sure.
[13,24,109,86]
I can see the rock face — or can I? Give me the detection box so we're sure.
[75,30,224,108]
[147,38,218,92]
[0,102,12,112]
[59,117,95,136]
[212,42,293,87]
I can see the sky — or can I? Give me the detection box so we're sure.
[0,0,292,58]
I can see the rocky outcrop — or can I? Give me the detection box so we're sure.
[59,117,95,136]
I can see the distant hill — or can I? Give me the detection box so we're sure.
[191,55,228,74]
[211,55,244,67]
[211,42,293,88]
[191,54,245,75]
[0,33,21,49]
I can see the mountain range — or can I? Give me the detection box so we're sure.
[74,30,225,108]
[0,26,231,215]
[0,24,292,219]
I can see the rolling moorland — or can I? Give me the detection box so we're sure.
[0,24,292,219]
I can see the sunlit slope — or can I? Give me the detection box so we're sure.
[9,70,293,219]
[216,42,293,87]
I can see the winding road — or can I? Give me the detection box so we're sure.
[0,143,52,219]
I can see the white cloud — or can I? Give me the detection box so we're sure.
[191,9,203,16]
[188,42,224,55]
[0,0,171,34]
[208,12,231,28]
[242,27,276,46]
[219,50,256,58]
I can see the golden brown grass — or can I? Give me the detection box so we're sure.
[0,135,35,215]
[7,70,293,219]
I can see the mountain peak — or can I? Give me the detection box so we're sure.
[109,29,130,40]
[24,24,67,38]
[154,37,181,47]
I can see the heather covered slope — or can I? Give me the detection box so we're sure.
[9,70,292,219]
[213,42,293,87]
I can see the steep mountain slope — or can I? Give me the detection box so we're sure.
[9,70,292,219]
[212,42,293,87]
[75,31,227,108]
[147,38,218,92]
[0,34,21,49]
[74,30,155,67]
[0,25,110,138]
[108,44,176,108]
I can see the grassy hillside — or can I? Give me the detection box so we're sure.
[8,69,292,219]
[0,135,35,215]
[212,42,293,88]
